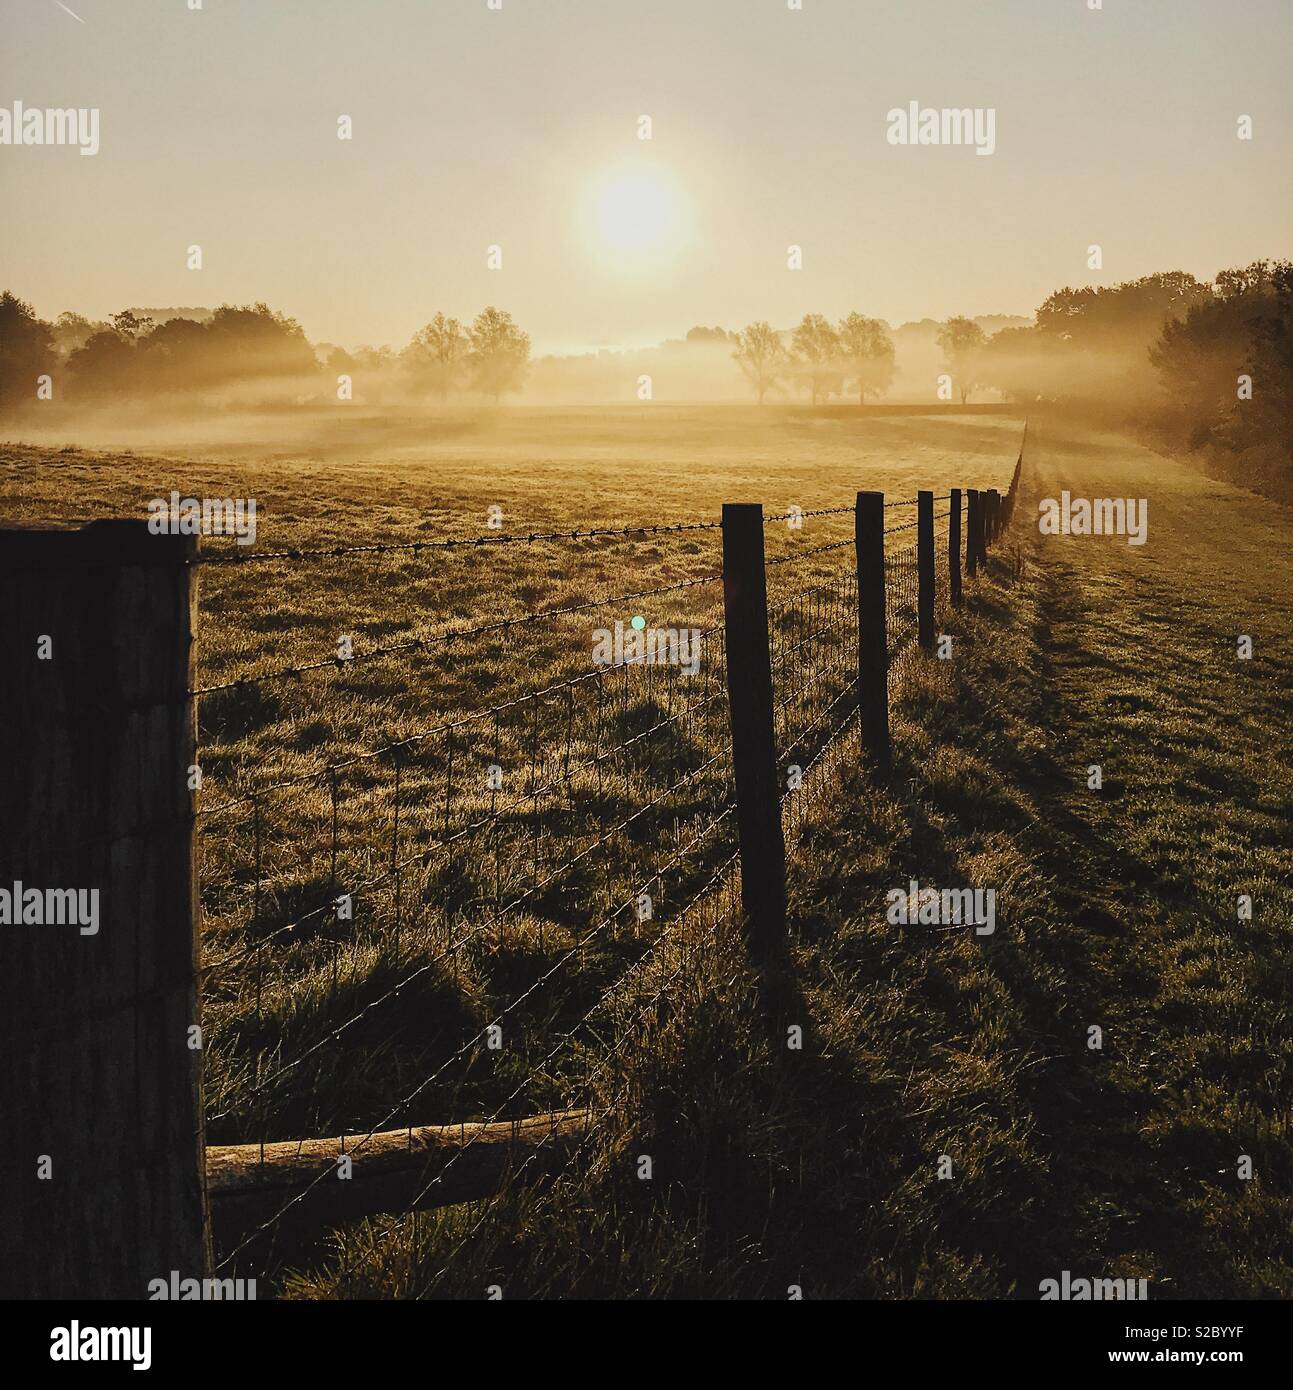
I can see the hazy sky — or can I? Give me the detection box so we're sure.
[3,0,1290,353]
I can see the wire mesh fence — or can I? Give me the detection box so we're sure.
[0,426,1028,1294]
[190,475,1013,1275]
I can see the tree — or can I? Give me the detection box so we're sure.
[936,316,988,404]
[468,307,531,400]
[201,302,317,380]
[791,313,840,405]
[733,321,786,404]
[52,311,108,357]
[837,312,895,405]
[136,316,208,392]
[1036,274,1209,350]
[685,325,733,344]
[979,325,1055,403]
[66,327,139,398]
[405,313,468,399]
[62,300,318,398]
[1243,263,1293,474]
[110,309,154,339]
[1149,261,1293,461]
[0,291,55,410]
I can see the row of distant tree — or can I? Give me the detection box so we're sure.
[732,313,899,406]
[2,264,1289,493]
[979,262,1293,497]
[0,296,1016,412]
[395,309,530,400]
[0,298,533,407]
[731,313,997,406]
[730,265,1290,493]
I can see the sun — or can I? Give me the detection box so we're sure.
[595,173,673,253]
[584,165,690,267]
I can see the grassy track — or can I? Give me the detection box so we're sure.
[990,421,1293,1296]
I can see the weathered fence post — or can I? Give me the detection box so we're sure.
[949,487,963,607]
[854,491,891,774]
[721,504,787,956]
[917,489,935,651]
[987,489,1000,548]
[966,489,979,578]
[0,519,210,1298]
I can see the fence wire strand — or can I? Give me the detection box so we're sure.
[187,431,1028,1280]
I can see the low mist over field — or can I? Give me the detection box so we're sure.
[5,263,1291,501]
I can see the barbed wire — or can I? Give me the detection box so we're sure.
[213,811,739,1268]
[200,679,731,978]
[194,518,723,567]
[205,746,735,1125]
[195,439,1028,1279]
[191,571,721,697]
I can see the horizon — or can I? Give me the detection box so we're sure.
[59,303,1036,360]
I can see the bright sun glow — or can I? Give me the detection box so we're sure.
[585,167,689,267]
[596,173,672,252]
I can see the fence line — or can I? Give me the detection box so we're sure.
[1,423,1028,1296]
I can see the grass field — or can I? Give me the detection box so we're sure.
[1,406,1018,1149]
[5,406,1288,1298]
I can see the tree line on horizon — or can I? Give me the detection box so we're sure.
[0,299,533,407]
[732,313,898,406]
[984,262,1293,498]
[1,261,1288,495]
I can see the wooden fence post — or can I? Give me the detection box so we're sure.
[949,487,963,607]
[987,489,1000,548]
[966,489,979,578]
[854,492,891,774]
[0,519,210,1298]
[1007,431,1023,517]
[721,504,787,956]
[917,490,934,651]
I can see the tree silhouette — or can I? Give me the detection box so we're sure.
[733,321,786,404]
[67,327,138,398]
[1150,260,1293,464]
[686,325,734,343]
[405,313,469,399]
[110,310,154,339]
[0,291,55,410]
[936,317,987,404]
[468,307,531,401]
[792,313,840,405]
[1037,274,1209,350]
[838,312,895,405]
[52,311,107,356]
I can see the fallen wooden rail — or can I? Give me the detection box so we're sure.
[207,1109,590,1252]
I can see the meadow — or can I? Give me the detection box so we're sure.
[7,405,1286,1299]
[2,404,1018,1179]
